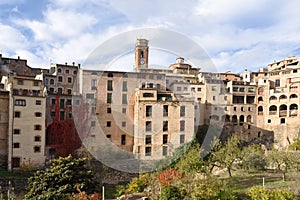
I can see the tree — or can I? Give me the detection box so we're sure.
[209,134,242,177]
[175,143,207,174]
[25,155,97,200]
[241,144,267,171]
[288,138,300,150]
[266,149,299,181]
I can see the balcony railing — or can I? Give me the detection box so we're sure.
[13,89,43,96]
[269,111,277,115]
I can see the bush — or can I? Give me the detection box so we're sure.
[246,186,295,200]
[160,185,183,200]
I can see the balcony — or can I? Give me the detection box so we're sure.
[269,111,277,115]
[13,89,43,97]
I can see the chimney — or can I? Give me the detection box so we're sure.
[18,56,20,60]
[72,62,75,66]
[78,64,81,68]
[65,62,68,65]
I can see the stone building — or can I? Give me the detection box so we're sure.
[0,83,9,168]
[1,75,46,169]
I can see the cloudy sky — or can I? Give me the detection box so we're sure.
[1,0,300,73]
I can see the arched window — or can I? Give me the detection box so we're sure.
[258,96,263,102]
[279,104,287,111]
[140,51,144,58]
[232,115,237,124]
[269,105,277,115]
[57,68,62,73]
[269,96,277,101]
[247,115,252,123]
[290,104,298,117]
[50,79,54,85]
[258,106,263,112]
[225,115,230,122]
[239,115,245,123]
[279,95,287,100]
[108,72,113,77]
[279,104,287,117]
[258,87,264,95]
[65,69,69,74]
[290,94,298,99]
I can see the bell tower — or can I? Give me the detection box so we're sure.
[134,39,149,71]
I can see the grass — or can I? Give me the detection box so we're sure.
[220,170,300,198]
[0,169,33,179]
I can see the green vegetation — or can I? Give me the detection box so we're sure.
[25,155,97,200]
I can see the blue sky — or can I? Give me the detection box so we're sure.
[1,0,300,73]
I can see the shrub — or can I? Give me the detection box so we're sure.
[160,185,183,200]
[246,186,295,200]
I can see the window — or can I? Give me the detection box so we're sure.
[33,81,39,86]
[122,81,127,92]
[107,80,113,91]
[58,76,63,82]
[73,70,77,75]
[163,134,168,144]
[239,87,245,92]
[34,146,41,153]
[281,118,285,124]
[67,89,72,94]
[293,69,297,73]
[91,79,97,90]
[58,68,62,73]
[36,100,41,105]
[212,86,217,91]
[15,99,26,106]
[180,120,185,131]
[13,129,20,135]
[51,99,56,105]
[91,121,96,127]
[13,143,20,148]
[122,108,126,114]
[163,105,168,117]
[66,99,72,105]
[34,125,42,130]
[14,111,21,118]
[107,107,112,113]
[275,79,280,87]
[268,119,271,123]
[12,157,20,168]
[162,146,168,156]
[67,77,72,83]
[50,79,54,85]
[197,88,201,92]
[183,87,188,91]
[17,80,23,85]
[145,147,151,156]
[58,88,63,94]
[34,136,41,142]
[106,134,111,138]
[145,135,152,144]
[60,99,65,109]
[146,106,152,117]
[224,96,227,101]
[51,112,55,117]
[107,93,112,103]
[180,134,185,144]
[49,88,54,93]
[108,72,113,77]
[146,121,151,132]
[180,106,185,117]
[86,93,94,99]
[121,135,126,145]
[177,87,181,91]
[91,107,96,115]
[213,96,216,101]
[163,121,168,132]
[35,112,42,117]
[107,121,111,127]
[233,107,237,111]
[65,69,69,74]
[122,94,127,104]
[122,121,126,127]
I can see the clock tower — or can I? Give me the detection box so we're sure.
[134,38,149,71]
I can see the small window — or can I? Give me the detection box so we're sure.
[58,76,63,82]
[107,93,112,103]
[65,69,69,74]
[91,79,97,90]
[107,107,112,113]
[145,135,152,144]
[146,121,151,132]
[66,99,72,105]
[15,99,26,106]
[14,111,21,118]
[121,135,126,145]
[106,121,111,127]
[162,146,168,156]
[180,134,185,144]
[34,125,42,130]
[281,118,285,124]
[73,70,77,75]
[67,77,72,83]
[163,134,168,144]
[91,107,96,115]
[212,86,217,91]
[233,107,237,111]
[108,72,113,77]
[17,80,23,85]
[122,108,126,114]
[107,80,113,91]
[34,146,41,153]
[86,93,94,99]
[180,106,185,117]
[33,81,39,86]
[51,99,56,105]
[122,121,126,127]
[163,121,168,132]
[106,134,111,138]
[13,143,20,148]
[58,68,62,73]
[146,106,152,117]
[163,105,168,117]
[268,119,271,123]
[122,81,127,92]
[145,147,151,156]
[13,129,20,135]
[35,112,42,117]
[122,94,127,104]
[197,88,201,92]
[91,121,96,127]
[50,79,54,85]
[180,120,185,131]
[34,136,41,142]
[36,100,41,105]
[213,96,216,101]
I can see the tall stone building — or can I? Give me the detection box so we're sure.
[0,83,9,168]
[1,75,46,169]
